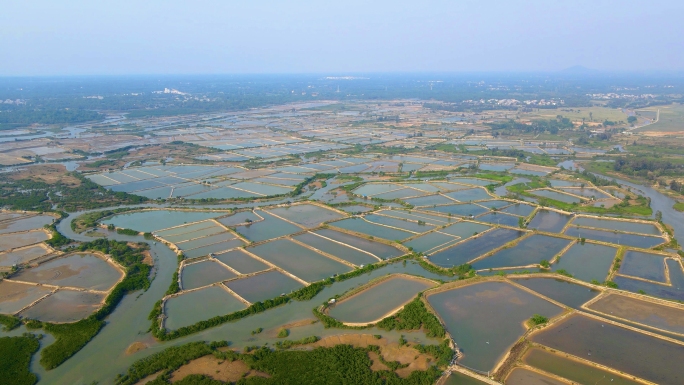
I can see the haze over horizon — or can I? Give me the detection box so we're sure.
[1,0,683,76]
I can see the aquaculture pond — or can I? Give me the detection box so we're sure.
[440,221,491,238]
[429,228,525,267]
[527,210,571,233]
[500,203,535,217]
[181,260,238,290]
[427,281,563,371]
[337,205,373,213]
[506,367,565,385]
[530,314,684,385]
[327,275,435,324]
[292,232,379,266]
[267,204,344,228]
[404,232,461,255]
[571,217,661,235]
[330,218,414,241]
[377,209,453,226]
[214,249,270,274]
[613,259,684,301]
[531,189,583,204]
[0,280,53,314]
[176,232,236,251]
[586,294,684,335]
[425,203,490,217]
[364,214,436,233]
[619,250,667,282]
[0,215,54,234]
[248,239,352,283]
[215,211,261,227]
[234,211,303,242]
[0,230,48,251]
[312,229,404,260]
[0,245,49,266]
[403,194,456,207]
[164,286,246,330]
[443,188,492,202]
[103,210,223,233]
[512,277,599,308]
[564,227,664,248]
[523,348,642,385]
[473,212,520,227]
[550,242,616,283]
[19,290,104,322]
[353,183,402,197]
[13,253,123,291]
[182,239,245,259]
[472,235,571,270]
[224,270,304,303]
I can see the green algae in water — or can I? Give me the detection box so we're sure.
[428,281,563,371]
[327,276,434,323]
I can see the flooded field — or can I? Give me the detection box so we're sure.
[249,239,352,283]
[428,281,563,371]
[513,277,599,308]
[164,286,246,330]
[13,253,123,291]
[19,290,105,322]
[472,235,571,270]
[429,228,525,267]
[523,348,642,385]
[551,242,616,282]
[586,293,684,334]
[530,314,684,385]
[224,270,304,303]
[327,275,435,323]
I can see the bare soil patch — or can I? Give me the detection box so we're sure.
[169,356,269,383]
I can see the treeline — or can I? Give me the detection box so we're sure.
[117,340,444,385]
[26,240,151,370]
[376,295,446,338]
[613,156,684,179]
[489,118,574,134]
[0,106,103,125]
[0,334,41,385]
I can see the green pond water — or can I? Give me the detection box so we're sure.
[164,286,246,331]
[430,228,525,267]
[571,217,661,235]
[313,229,404,259]
[551,242,615,282]
[564,227,664,248]
[225,270,304,303]
[619,250,666,282]
[13,253,123,291]
[234,211,303,242]
[512,277,599,308]
[530,314,684,385]
[327,276,433,323]
[19,290,104,323]
[214,249,270,274]
[472,235,571,270]
[331,218,414,241]
[528,210,571,233]
[268,204,344,228]
[293,232,378,266]
[181,260,238,290]
[506,367,566,385]
[248,239,352,283]
[103,210,222,233]
[428,281,563,372]
[524,348,642,385]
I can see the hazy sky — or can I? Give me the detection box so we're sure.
[1,0,682,75]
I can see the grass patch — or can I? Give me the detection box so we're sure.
[674,202,684,212]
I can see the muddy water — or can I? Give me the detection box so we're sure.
[13,254,123,291]
[19,290,105,322]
